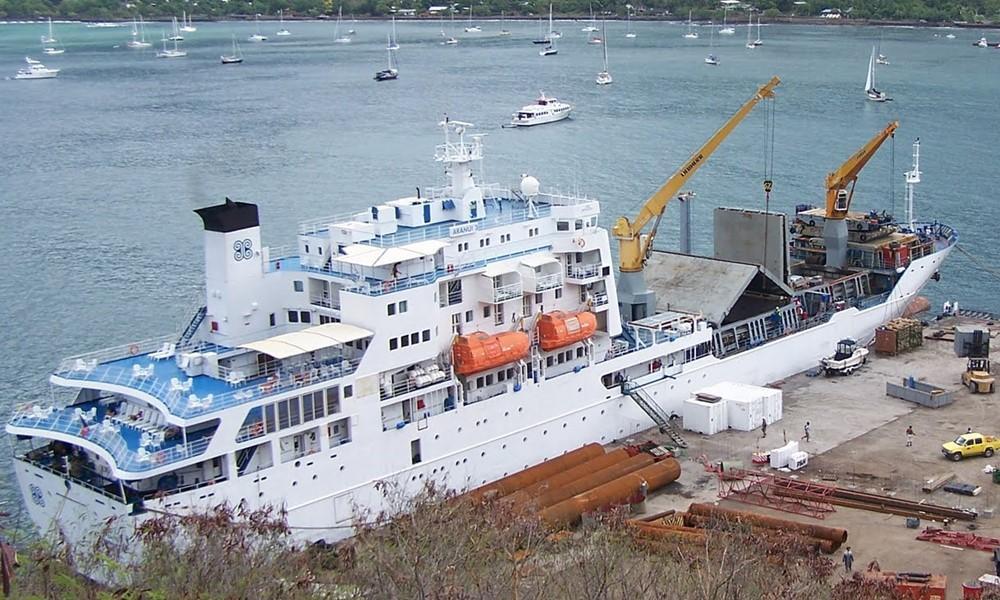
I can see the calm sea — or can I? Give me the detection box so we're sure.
[0,18,998,509]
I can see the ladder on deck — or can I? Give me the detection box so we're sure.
[623,384,687,448]
[178,306,207,346]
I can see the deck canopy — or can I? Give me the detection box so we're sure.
[520,255,559,269]
[240,323,374,360]
[337,240,447,268]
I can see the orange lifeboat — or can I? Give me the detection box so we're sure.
[453,331,531,376]
[537,311,597,351]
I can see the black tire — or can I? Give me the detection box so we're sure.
[950,452,963,462]
[986,448,995,458]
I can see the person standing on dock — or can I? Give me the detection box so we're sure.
[842,547,854,573]
[761,418,767,438]
[906,425,915,447]
[801,421,811,443]
[993,546,1000,577]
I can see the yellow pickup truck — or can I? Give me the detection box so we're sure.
[941,433,1000,461]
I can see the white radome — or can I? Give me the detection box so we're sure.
[520,174,540,196]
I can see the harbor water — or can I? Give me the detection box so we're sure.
[0,19,998,510]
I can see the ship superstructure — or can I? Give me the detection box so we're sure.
[8,115,955,557]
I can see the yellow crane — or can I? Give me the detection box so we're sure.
[825,120,899,220]
[612,76,781,275]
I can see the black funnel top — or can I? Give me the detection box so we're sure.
[195,198,259,233]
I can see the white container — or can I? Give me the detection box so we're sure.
[769,441,800,468]
[694,382,782,431]
[761,387,783,424]
[788,451,809,471]
[682,394,727,435]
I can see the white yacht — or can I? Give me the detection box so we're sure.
[374,35,398,81]
[221,35,244,64]
[683,10,698,39]
[499,11,510,36]
[276,10,291,36]
[249,15,269,42]
[464,5,481,32]
[745,10,761,48]
[157,35,187,58]
[877,53,889,65]
[865,45,890,102]
[126,16,152,49]
[719,6,735,34]
[180,10,197,33]
[41,17,56,44]
[596,22,612,85]
[168,17,184,41]
[42,37,65,55]
[705,21,719,65]
[582,4,599,32]
[511,93,571,125]
[5,107,956,569]
[625,7,637,38]
[14,56,59,79]
[974,37,988,47]
[546,4,561,39]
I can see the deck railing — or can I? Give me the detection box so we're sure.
[566,263,602,280]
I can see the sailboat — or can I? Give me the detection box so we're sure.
[221,35,244,64]
[719,6,735,34]
[180,10,197,33]
[388,16,399,48]
[546,4,561,39]
[588,26,603,45]
[168,17,184,41]
[582,3,598,32]
[625,7,636,38]
[540,14,558,56]
[276,10,291,36]
[126,16,152,48]
[532,17,549,44]
[375,34,399,81]
[745,10,760,49]
[333,7,350,43]
[865,46,891,102]
[683,10,699,39]
[753,11,763,46]
[157,31,187,58]
[596,20,612,85]
[41,36,65,55]
[464,5,481,32]
[499,11,511,36]
[705,21,719,65]
[41,17,56,44]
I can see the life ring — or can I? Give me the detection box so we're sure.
[574,238,586,248]
[250,422,264,436]
[128,344,140,356]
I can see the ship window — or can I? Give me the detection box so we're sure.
[318,247,323,255]
[535,294,542,304]
[411,439,422,465]
[387,303,396,316]
[264,404,276,433]
[577,347,585,358]
[422,329,430,342]
[344,385,353,398]
[326,387,340,414]
[389,338,398,350]
[575,220,583,230]
[300,311,311,323]
[476,376,484,388]
[305,244,310,253]
[294,280,304,292]
[451,313,461,334]
[483,305,491,318]
[399,300,408,313]
[546,356,554,367]
[410,332,419,345]
[401,336,410,348]
[289,398,301,427]
[555,289,563,299]
[494,311,504,326]
[465,310,473,322]
[278,400,290,429]
[288,311,299,323]
[497,370,506,382]
[485,374,494,385]
[303,394,315,422]
[269,313,276,327]
[557,221,570,232]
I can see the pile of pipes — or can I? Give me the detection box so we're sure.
[466,442,681,529]
[629,503,848,555]
[769,476,978,521]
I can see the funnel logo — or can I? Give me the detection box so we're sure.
[233,239,254,262]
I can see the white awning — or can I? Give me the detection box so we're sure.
[482,262,520,278]
[336,240,445,268]
[240,323,374,360]
[520,255,558,269]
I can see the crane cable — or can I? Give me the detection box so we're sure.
[760,96,777,266]
[955,244,1000,282]
[889,135,896,218]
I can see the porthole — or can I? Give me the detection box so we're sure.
[543,430,548,435]
[522,436,528,442]
[502,444,507,449]
[435,434,440,440]
[476,420,480,426]
[312,474,317,480]
[455,460,460,466]
[483,418,488,423]
[462,458,468,463]
[259,492,264,498]
[458,427,463,433]
[577,387,582,392]
[292,481,297,487]
[562,423,567,428]
[481,451,486,457]
[518,407,523,412]
[600,409,605,415]
[339,465,345,471]
[582,416,586,422]
[295,461,301,468]
[504,411,509,417]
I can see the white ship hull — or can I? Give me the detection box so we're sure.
[15,243,950,551]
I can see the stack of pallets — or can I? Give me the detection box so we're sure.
[874,318,924,356]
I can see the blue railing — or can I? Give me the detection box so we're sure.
[9,408,212,474]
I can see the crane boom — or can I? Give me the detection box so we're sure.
[824,120,898,220]
[611,76,781,273]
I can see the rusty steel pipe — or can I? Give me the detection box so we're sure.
[682,513,838,554]
[539,459,681,529]
[504,448,632,507]
[770,486,968,522]
[527,453,656,511]
[466,443,605,501]
[687,503,848,544]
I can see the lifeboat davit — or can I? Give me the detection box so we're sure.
[537,310,597,351]
[453,331,530,376]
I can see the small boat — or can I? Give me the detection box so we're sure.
[86,22,122,28]
[582,3,598,32]
[388,15,399,48]
[14,56,59,80]
[625,7,637,38]
[745,10,761,48]
[719,6,735,35]
[532,17,549,44]
[221,35,243,64]
[168,17,184,41]
[945,32,956,39]
[876,53,889,65]
[595,20,612,85]
[276,10,291,36]
[684,10,699,39]
[41,17,56,44]
[510,92,572,127]
[974,37,988,47]
[249,14,269,42]
[705,21,719,65]
[752,11,763,46]
[42,36,65,55]
[374,35,398,81]
[157,33,187,58]
[464,5,481,32]
[539,42,557,56]
[865,45,891,102]
[180,10,197,33]
[126,16,152,48]
[440,8,458,45]
[588,29,602,45]
[499,11,511,36]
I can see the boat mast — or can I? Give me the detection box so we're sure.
[904,138,921,231]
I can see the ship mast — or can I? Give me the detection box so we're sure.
[904,138,920,231]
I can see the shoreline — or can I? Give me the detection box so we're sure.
[3,15,998,29]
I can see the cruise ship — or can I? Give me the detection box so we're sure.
[8,89,955,557]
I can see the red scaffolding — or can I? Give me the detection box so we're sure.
[716,468,837,519]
